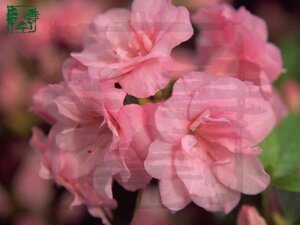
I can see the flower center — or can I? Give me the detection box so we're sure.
[128,20,154,56]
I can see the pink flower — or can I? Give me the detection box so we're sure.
[51,0,100,47]
[30,59,154,220]
[12,152,52,212]
[14,5,53,56]
[0,69,27,114]
[193,4,283,85]
[72,0,193,98]
[145,72,275,213]
[237,205,267,225]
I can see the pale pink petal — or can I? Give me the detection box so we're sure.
[159,178,191,211]
[264,43,284,81]
[144,139,176,179]
[242,83,277,145]
[212,154,270,194]
[71,9,132,69]
[175,150,240,213]
[62,58,88,82]
[155,93,190,142]
[115,149,151,191]
[131,0,193,53]
[237,6,268,41]
[118,58,171,97]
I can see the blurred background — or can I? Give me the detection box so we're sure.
[0,0,300,225]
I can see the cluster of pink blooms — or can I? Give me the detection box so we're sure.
[30,0,285,222]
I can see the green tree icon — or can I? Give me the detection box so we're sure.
[16,20,28,33]
[23,8,39,31]
[6,6,18,33]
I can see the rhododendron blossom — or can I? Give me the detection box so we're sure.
[192,4,287,121]
[30,59,154,216]
[72,0,193,98]
[145,72,275,212]
[193,4,283,85]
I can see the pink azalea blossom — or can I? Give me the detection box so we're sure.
[72,0,193,98]
[237,205,267,225]
[193,4,283,85]
[30,59,154,221]
[145,72,275,213]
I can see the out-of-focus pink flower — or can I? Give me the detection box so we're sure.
[145,72,274,213]
[14,1,100,55]
[131,186,172,225]
[282,79,300,113]
[0,69,28,114]
[13,214,46,225]
[52,0,100,47]
[30,59,154,222]
[14,5,53,56]
[193,4,283,85]
[237,205,267,225]
[72,0,193,97]
[12,152,52,212]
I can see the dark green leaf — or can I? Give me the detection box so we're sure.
[259,115,300,178]
[274,172,300,192]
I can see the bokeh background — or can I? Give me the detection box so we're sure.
[0,0,300,225]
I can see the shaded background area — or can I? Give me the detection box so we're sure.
[0,0,300,225]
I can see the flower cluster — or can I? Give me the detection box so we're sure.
[30,0,285,223]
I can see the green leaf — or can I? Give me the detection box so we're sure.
[259,114,300,178]
[275,37,300,87]
[274,173,300,192]
[259,129,280,174]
